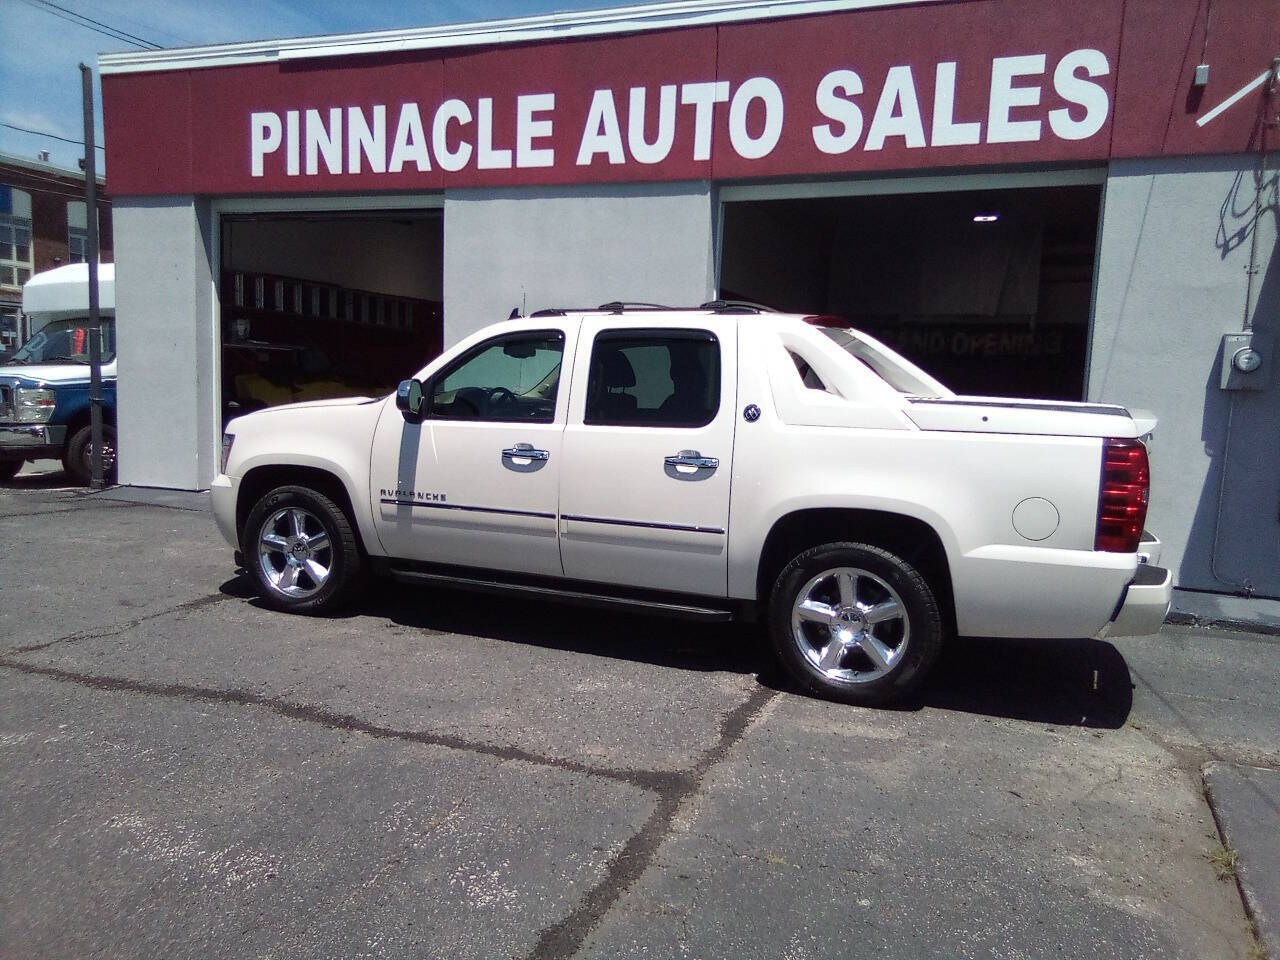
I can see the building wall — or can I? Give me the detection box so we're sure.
[1091,152,1280,597]
[0,161,113,273]
[113,196,218,490]
[442,181,716,345]
[1,159,113,349]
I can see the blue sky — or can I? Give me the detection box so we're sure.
[1,0,640,173]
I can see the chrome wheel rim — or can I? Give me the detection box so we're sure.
[82,435,117,474]
[790,566,909,684]
[257,507,333,599]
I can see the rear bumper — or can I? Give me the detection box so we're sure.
[1101,563,1173,638]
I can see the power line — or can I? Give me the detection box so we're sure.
[15,0,164,50]
[22,0,164,49]
[0,166,109,194]
[75,0,195,46]
[0,121,105,150]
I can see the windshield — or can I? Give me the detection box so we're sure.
[7,317,116,366]
[819,326,953,399]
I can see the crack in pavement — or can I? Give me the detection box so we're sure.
[79,494,211,514]
[3,592,240,656]
[0,656,695,794]
[523,685,778,960]
[0,501,147,520]
[0,595,780,960]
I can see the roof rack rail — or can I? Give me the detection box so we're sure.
[528,308,569,317]
[597,301,673,313]
[699,299,777,314]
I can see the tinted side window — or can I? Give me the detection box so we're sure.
[584,330,719,428]
[430,331,564,423]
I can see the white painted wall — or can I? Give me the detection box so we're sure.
[1091,153,1280,596]
[113,196,219,490]
[442,181,716,345]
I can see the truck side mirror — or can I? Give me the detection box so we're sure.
[396,378,425,420]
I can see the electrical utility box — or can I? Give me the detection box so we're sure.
[1220,331,1270,391]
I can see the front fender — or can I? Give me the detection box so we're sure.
[226,398,387,556]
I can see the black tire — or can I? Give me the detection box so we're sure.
[242,484,363,614]
[63,424,117,486]
[0,460,22,483]
[767,541,943,706]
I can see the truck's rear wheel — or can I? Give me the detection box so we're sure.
[767,542,943,706]
[242,484,363,614]
[0,460,22,483]
[64,424,117,486]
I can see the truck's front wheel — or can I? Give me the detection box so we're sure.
[64,424,117,486]
[767,542,943,706]
[242,485,363,614]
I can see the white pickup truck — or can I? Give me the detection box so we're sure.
[212,304,1171,705]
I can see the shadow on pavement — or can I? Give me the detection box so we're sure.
[1,470,78,491]
[221,573,1134,728]
[915,635,1135,729]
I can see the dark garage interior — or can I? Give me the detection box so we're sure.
[218,211,444,424]
[719,185,1103,400]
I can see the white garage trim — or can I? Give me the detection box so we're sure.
[211,195,443,217]
[718,167,1107,204]
[100,0,945,74]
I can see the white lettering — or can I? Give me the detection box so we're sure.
[680,81,730,161]
[305,108,342,175]
[577,89,625,166]
[865,65,926,151]
[477,98,512,169]
[931,62,982,146]
[388,103,431,172]
[516,93,555,168]
[250,112,282,177]
[1049,48,1110,141]
[728,77,784,160]
[988,54,1045,143]
[285,110,300,176]
[812,70,864,154]
[347,105,386,174]
[628,85,677,165]
[432,99,472,173]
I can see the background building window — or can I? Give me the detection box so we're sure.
[67,200,88,263]
[0,186,34,290]
[0,305,20,353]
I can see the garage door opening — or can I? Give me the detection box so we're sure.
[218,211,443,425]
[719,185,1102,400]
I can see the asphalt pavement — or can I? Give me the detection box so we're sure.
[1,468,1276,960]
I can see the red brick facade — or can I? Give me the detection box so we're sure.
[0,156,113,297]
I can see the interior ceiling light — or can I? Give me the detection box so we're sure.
[972,213,1000,223]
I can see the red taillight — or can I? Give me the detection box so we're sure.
[1095,438,1150,552]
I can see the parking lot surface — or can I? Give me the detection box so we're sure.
[1,473,1275,959]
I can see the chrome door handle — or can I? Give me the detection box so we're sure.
[502,442,550,461]
[664,449,718,469]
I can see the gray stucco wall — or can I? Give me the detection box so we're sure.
[113,196,218,490]
[442,181,716,345]
[1091,153,1279,597]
